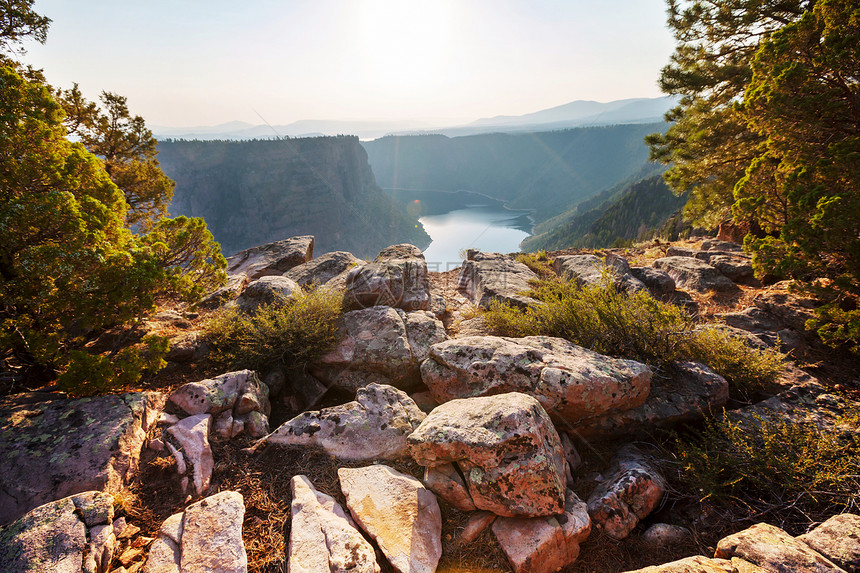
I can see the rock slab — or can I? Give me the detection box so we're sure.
[263,383,426,461]
[289,475,379,573]
[0,391,164,525]
[421,335,652,426]
[346,244,431,311]
[339,465,442,573]
[408,392,566,517]
[457,251,539,309]
[715,522,846,573]
[798,514,860,573]
[180,491,248,573]
[225,235,314,279]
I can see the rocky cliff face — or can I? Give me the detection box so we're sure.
[158,136,429,257]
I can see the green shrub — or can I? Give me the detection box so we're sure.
[671,412,860,517]
[483,276,784,391]
[57,335,168,397]
[513,251,555,278]
[205,287,343,373]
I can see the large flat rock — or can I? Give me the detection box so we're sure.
[0,391,164,525]
[553,254,646,292]
[457,251,539,309]
[653,256,738,292]
[263,383,426,460]
[225,235,314,280]
[716,523,846,573]
[421,335,652,426]
[0,491,115,573]
[798,514,860,573]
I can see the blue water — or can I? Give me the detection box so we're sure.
[388,189,532,270]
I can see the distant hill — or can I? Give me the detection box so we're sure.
[151,96,677,141]
[522,172,686,251]
[158,136,429,258]
[362,123,666,225]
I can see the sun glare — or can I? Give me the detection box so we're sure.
[350,0,457,93]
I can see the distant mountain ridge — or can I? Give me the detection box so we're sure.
[152,96,677,141]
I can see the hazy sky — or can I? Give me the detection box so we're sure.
[22,0,676,127]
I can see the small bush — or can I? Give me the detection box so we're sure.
[671,412,860,518]
[57,335,168,396]
[483,276,784,390]
[514,251,555,278]
[204,287,343,373]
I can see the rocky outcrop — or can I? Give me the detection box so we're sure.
[0,391,164,525]
[457,251,539,309]
[553,253,646,292]
[286,250,363,289]
[288,475,380,573]
[630,266,676,296]
[339,465,442,573]
[587,445,667,540]
[169,370,271,439]
[311,306,447,392]
[623,556,735,573]
[653,256,738,292]
[346,244,431,311]
[161,137,430,259]
[421,335,652,425]
[225,235,314,279]
[408,392,566,517]
[0,492,117,573]
[145,491,248,573]
[492,488,591,573]
[234,275,301,313]
[261,384,426,461]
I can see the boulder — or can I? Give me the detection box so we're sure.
[709,254,754,283]
[180,491,248,573]
[421,335,652,426]
[553,254,646,292]
[492,489,591,573]
[261,384,426,461]
[715,522,846,572]
[346,244,431,311]
[622,556,735,573]
[0,391,164,525]
[235,275,301,313]
[225,235,314,279]
[311,306,447,392]
[700,239,743,252]
[198,273,249,309]
[665,246,699,258]
[798,514,860,572]
[285,250,363,288]
[587,445,667,540]
[653,256,738,292]
[165,332,209,364]
[457,251,539,309]
[339,465,442,573]
[289,475,379,573]
[575,362,728,438]
[0,492,115,573]
[408,392,567,517]
[630,266,677,296]
[165,414,213,496]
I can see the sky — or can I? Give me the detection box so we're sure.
[22,0,676,128]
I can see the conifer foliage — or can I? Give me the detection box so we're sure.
[0,3,226,389]
[652,0,859,353]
